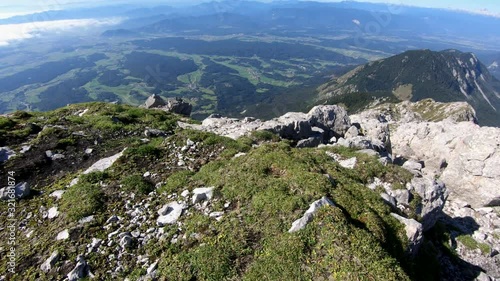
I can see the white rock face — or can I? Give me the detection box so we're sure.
[391,120,500,208]
[157,202,186,226]
[289,196,335,233]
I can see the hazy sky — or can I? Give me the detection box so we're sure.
[1,0,499,15]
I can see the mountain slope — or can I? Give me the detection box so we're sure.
[0,102,444,280]
[318,49,500,127]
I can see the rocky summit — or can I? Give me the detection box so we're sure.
[0,99,499,281]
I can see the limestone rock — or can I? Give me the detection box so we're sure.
[67,255,90,281]
[260,112,312,140]
[391,120,500,208]
[391,213,423,256]
[47,207,59,219]
[83,149,126,175]
[192,187,215,204]
[408,176,447,231]
[40,251,60,273]
[56,229,69,241]
[143,94,166,109]
[165,98,192,116]
[289,196,335,233]
[157,202,186,226]
[307,105,351,138]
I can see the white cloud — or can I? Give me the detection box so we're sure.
[0,17,124,46]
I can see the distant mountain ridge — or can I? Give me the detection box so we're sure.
[318,49,500,127]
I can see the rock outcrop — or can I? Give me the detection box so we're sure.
[142,95,192,116]
[181,104,350,142]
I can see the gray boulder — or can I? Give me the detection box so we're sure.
[307,105,351,138]
[157,201,186,226]
[67,255,90,281]
[143,94,166,109]
[391,213,423,256]
[40,251,60,273]
[408,176,448,231]
[0,182,30,200]
[261,112,312,140]
[165,98,192,116]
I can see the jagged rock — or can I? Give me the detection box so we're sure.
[289,196,335,233]
[392,189,412,206]
[87,238,102,253]
[157,202,186,226]
[0,182,30,200]
[119,233,135,249]
[0,147,15,162]
[143,94,166,109]
[70,149,126,187]
[165,98,192,116]
[350,112,392,153]
[40,251,60,273]
[67,255,90,281]
[408,176,447,231]
[391,213,423,256]
[144,128,167,137]
[192,187,215,204]
[475,272,493,281]
[336,136,375,150]
[78,216,95,224]
[391,120,500,208]
[381,193,397,207]
[307,105,351,138]
[344,125,359,139]
[261,112,313,140]
[147,260,159,275]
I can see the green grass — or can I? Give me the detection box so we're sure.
[121,174,154,195]
[60,182,105,221]
[158,170,195,194]
[456,235,491,255]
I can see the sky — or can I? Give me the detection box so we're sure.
[1,0,499,16]
[0,0,498,46]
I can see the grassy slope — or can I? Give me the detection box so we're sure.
[0,102,433,280]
